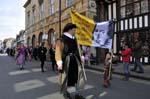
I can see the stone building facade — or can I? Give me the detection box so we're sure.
[24,0,96,48]
[24,0,150,64]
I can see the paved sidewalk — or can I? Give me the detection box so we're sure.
[31,59,150,81]
[86,63,150,81]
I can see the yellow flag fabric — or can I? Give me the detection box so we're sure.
[70,10,95,46]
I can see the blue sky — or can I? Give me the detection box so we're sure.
[0,0,26,41]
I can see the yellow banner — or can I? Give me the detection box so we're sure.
[70,10,95,46]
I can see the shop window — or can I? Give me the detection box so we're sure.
[120,31,149,56]
[140,31,150,55]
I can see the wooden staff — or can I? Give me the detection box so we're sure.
[77,44,87,81]
[108,49,113,80]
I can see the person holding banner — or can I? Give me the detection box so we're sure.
[55,23,86,99]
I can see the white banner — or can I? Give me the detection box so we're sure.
[42,34,48,40]
[92,21,114,49]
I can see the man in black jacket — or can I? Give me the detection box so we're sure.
[49,44,56,71]
[38,42,47,72]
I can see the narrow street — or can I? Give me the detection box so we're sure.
[0,54,150,99]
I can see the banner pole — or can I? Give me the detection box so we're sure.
[77,44,87,81]
[108,20,115,80]
[108,49,113,80]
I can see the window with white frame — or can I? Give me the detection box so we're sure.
[141,0,148,14]
[32,6,36,24]
[27,11,30,26]
[49,0,54,15]
[66,0,74,7]
[39,2,44,20]
[120,0,149,18]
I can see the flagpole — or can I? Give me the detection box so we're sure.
[77,44,87,81]
[108,20,115,80]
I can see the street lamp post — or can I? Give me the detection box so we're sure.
[59,0,61,37]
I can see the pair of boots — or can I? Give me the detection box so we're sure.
[103,68,111,88]
[103,79,110,88]
[19,65,24,70]
[122,73,129,81]
[63,91,85,99]
[63,91,72,99]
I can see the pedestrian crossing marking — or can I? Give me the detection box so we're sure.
[87,69,150,86]
[14,79,45,92]
[37,84,94,99]
[46,75,94,92]
[99,91,107,97]
[0,54,7,56]
[130,78,150,85]
[86,95,94,99]
[37,92,64,99]
[9,70,30,76]
[86,69,103,75]
[31,68,41,72]
[47,76,58,84]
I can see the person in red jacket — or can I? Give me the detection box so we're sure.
[119,42,132,81]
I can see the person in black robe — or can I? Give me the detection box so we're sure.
[55,23,86,99]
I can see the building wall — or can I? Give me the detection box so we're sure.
[24,0,150,64]
[24,0,95,48]
[106,0,150,64]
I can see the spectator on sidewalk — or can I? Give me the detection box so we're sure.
[131,37,144,73]
[119,42,132,81]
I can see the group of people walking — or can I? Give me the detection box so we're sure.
[11,22,145,99]
[14,42,56,72]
